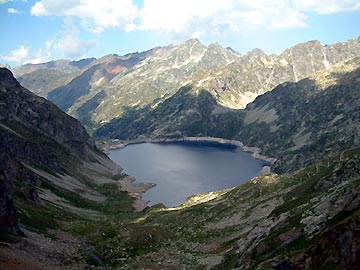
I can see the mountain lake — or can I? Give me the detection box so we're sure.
[109,141,270,207]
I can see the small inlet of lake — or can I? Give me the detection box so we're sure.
[109,141,270,207]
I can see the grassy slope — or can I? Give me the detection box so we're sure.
[73,147,360,270]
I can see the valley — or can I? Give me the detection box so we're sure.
[1,35,360,270]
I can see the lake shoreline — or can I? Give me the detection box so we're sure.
[97,136,276,211]
[118,175,156,212]
[97,136,277,164]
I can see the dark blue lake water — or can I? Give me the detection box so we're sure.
[109,141,269,207]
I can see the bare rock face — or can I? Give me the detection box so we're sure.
[0,68,95,162]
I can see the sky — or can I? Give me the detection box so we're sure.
[0,0,360,67]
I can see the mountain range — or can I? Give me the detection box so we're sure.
[13,37,360,133]
[1,36,360,269]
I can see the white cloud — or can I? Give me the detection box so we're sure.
[1,18,98,66]
[293,0,360,14]
[31,0,138,32]
[268,8,308,29]
[137,0,360,35]
[138,0,308,36]
[139,0,231,33]
[1,39,55,65]
[1,45,29,63]
[1,0,28,5]
[24,39,54,64]
[8,7,23,14]
[29,0,360,38]
[31,1,48,16]
[0,43,53,65]
[54,23,96,59]
[137,0,309,37]
[92,26,104,35]
[27,0,360,55]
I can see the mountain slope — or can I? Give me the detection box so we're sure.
[13,58,96,97]
[84,39,239,127]
[196,37,360,109]
[0,68,134,255]
[239,57,360,172]
[95,56,360,174]
[47,51,155,114]
[85,37,360,129]
[3,69,360,269]
[94,85,244,140]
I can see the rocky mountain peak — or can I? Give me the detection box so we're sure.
[292,39,322,50]
[246,48,266,57]
[69,57,96,69]
[226,46,241,56]
[208,41,222,49]
[174,38,207,60]
[206,42,227,55]
[182,38,202,47]
[199,41,240,68]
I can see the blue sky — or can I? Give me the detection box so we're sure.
[1,0,359,67]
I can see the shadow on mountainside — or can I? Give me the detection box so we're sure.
[93,85,245,140]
